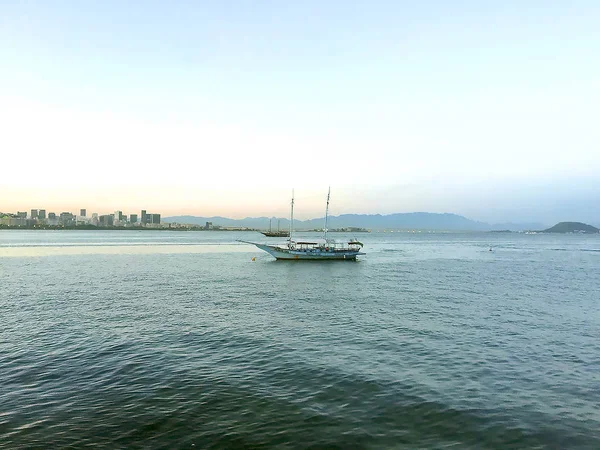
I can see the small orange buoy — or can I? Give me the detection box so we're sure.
[251,257,256,261]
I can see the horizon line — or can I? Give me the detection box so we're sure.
[162,212,551,226]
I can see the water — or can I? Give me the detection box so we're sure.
[1,230,599,449]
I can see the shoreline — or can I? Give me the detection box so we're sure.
[0,226,258,232]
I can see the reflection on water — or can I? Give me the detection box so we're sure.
[0,230,254,257]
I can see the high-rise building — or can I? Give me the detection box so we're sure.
[141,210,147,224]
[114,211,123,221]
[48,212,56,220]
[17,212,27,218]
[80,209,86,217]
[99,215,114,226]
[151,214,161,224]
[38,209,46,220]
[31,209,38,219]
[130,214,138,224]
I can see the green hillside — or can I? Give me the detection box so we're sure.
[543,222,599,233]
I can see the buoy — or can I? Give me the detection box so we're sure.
[251,257,256,261]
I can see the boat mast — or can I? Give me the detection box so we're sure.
[324,186,331,240]
[290,189,295,241]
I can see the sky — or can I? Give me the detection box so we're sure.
[1,1,599,224]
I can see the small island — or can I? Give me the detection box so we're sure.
[543,222,599,234]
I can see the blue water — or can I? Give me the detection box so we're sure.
[1,230,599,448]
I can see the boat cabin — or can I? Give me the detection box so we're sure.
[285,238,363,252]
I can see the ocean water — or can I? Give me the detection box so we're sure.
[1,230,599,449]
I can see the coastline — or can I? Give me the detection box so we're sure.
[0,226,258,232]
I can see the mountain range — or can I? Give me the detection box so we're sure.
[164,213,547,232]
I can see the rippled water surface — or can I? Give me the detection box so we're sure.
[1,230,599,449]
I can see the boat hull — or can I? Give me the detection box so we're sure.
[254,244,364,261]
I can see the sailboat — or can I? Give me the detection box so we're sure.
[260,219,289,237]
[242,188,365,260]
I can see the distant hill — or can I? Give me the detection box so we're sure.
[543,222,599,234]
[164,213,546,232]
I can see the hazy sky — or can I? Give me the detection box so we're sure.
[1,1,599,224]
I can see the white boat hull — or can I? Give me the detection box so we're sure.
[254,244,364,261]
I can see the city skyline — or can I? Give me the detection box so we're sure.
[0,207,161,228]
[3,203,597,231]
[1,1,599,224]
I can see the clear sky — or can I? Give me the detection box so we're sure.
[1,1,599,224]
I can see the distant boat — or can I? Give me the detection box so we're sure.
[243,188,365,261]
[260,219,289,237]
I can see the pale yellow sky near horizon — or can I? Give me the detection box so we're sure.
[1,183,446,220]
[1,94,597,223]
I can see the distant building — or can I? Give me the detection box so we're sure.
[38,209,46,220]
[130,214,138,224]
[140,210,160,225]
[47,214,59,226]
[80,209,86,217]
[0,214,26,227]
[76,215,88,226]
[91,213,99,226]
[31,209,38,220]
[59,212,75,226]
[205,221,213,230]
[111,211,125,227]
[17,212,27,218]
[99,215,114,226]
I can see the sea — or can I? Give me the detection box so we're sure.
[1,230,599,449]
